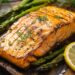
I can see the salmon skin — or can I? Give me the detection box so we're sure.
[0,6,75,68]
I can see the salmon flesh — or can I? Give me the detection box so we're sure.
[0,6,75,68]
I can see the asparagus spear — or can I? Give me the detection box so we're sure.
[0,0,10,3]
[0,0,54,34]
[0,4,47,34]
[23,0,52,7]
[0,0,31,24]
[33,47,64,66]
[0,0,54,24]
[36,53,64,71]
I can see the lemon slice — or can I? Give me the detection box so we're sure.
[64,42,75,71]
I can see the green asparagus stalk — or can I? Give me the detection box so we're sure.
[33,47,64,66]
[36,53,64,71]
[0,0,31,24]
[0,4,47,34]
[0,0,54,24]
[0,0,10,3]
[23,0,52,7]
[0,0,54,34]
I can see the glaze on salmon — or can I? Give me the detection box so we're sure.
[0,6,75,68]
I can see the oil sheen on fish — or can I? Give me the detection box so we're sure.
[0,6,75,68]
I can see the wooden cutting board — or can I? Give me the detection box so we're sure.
[0,1,75,75]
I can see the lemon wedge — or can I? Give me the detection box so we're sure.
[64,42,75,71]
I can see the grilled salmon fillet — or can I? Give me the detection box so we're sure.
[0,6,75,68]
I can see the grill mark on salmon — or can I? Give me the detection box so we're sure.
[7,13,43,46]
[38,6,75,23]
[5,16,26,40]
[6,14,35,41]
[0,6,75,68]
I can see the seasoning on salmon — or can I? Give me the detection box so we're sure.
[0,6,75,68]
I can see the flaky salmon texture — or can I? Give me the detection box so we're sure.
[0,6,75,68]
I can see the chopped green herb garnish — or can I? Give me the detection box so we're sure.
[8,41,12,46]
[1,38,5,42]
[21,34,28,41]
[20,30,32,41]
[31,20,36,24]
[37,16,48,22]
[54,15,63,19]
[16,31,22,36]
[23,24,27,28]
[15,46,21,50]
[9,28,12,33]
